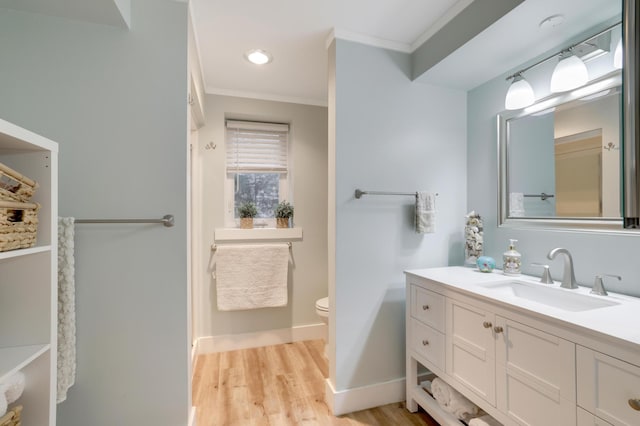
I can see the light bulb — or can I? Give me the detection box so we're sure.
[550,53,589,93]
[505,74,535,110]
[244,49,273,65]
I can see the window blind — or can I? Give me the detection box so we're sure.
[226,120,289,173]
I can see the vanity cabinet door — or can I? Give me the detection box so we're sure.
[577,346,640,426]
[495,316,576,426]
[446,298,496,406]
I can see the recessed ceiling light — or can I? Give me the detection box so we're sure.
[539,14,565,30]
[244,49,273,65]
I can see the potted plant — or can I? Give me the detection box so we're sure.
[238,201,258,229]
[274,200,294,228]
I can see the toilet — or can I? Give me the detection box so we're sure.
[315,297,329,357]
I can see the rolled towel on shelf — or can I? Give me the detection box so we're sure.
[431,377,480,421]
[415,192,436,234]
[2,372,25,404]
[0,389,6,417]
[469,414,503,426]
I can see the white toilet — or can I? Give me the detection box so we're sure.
[315,297,329,357]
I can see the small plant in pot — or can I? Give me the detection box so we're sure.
[274,200,294,228]
[238,201,258,229]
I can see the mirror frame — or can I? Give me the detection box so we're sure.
[497,71,624,232]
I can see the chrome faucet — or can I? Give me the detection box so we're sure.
[591,274,622,296]
[547,248,579,289]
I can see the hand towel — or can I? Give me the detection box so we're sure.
[509,192,525,217]
[215,243,290,311]
[431,377,479,421]
[416,192,436,234]
[469,414,503,426]
[57,217,76,403]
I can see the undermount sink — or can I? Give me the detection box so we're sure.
[480,280,620,312]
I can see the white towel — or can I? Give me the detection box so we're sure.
[2,371,25,404]
[509,192,525,217]
[469,414,503,426]
[416,192,436,234]
[431,377,479,421]
[215,243,289,311]
[57,217,76,403]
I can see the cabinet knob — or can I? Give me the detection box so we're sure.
[422,340,429,346]
[422,305,430,310]
[483,321,492,329]
[629,399,640,411]
[494,326,504,334]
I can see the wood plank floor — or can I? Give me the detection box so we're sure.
[192,339,439,426]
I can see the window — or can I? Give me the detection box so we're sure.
[225,120,290,227]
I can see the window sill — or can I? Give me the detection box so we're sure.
[214,227,303,243]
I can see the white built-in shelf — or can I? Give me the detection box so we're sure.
[0,245,52,261]
[214,227,303,243]
[0,344,49,383]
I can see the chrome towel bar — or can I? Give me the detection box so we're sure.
[75,214,175,227]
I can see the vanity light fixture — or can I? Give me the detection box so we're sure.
[244,49,273,65]
[550,50,589,93]
[505,73,535,110]
[504,22,621,110]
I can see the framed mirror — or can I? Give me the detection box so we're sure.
[498,70,623,231]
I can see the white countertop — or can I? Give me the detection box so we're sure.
[405,266,640,350]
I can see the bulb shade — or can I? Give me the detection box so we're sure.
[614,39,623,69]
[505,76,535,110]
[550,54,589,92]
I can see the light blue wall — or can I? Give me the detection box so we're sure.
[467,52,640,298]
[333,39,467,391]
[0,1,189,424]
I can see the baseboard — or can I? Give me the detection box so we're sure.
[324,376,406,416]
[196,323,326,354]
[188,407,196,426]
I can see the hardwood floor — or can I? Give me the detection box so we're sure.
[192,340,439,426]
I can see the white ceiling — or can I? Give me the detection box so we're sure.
[191,0,621,106]
[190,0,469,106]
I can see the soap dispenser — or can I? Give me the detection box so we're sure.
[503,239,522,276]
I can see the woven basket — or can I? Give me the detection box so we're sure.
[0,162,38,203]
[0,200,39,252]
[0,405,22,426]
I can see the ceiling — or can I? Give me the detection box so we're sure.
[190,0,470,106]
[0,0,622,106]
[191,0,621,106]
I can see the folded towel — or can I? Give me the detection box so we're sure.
[431,377,479,421]
[469,414,503,426]
[2,372,25,404]
[509,192,525,217]
[416,192,436,234]
[215,243,290,311]
[57,217,76,403]
[0,389,6,417]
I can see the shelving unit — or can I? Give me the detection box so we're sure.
[0,118,58,426]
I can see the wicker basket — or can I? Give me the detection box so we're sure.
[0,200,39,252]
[0,405,22,426]
[0,162,38,203]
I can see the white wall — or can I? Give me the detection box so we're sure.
[467,35,640,298]
[0,1,189,425]
[331,40,467,395]
[194,94,328,340]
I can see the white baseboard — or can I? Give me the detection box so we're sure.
[324,376,406,416]
[195,323,326,354]
[188,407,196,426]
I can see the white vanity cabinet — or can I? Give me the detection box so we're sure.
[443,290,576,425]
[577,346,640,426]
[0,119,58,425]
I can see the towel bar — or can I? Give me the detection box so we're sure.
[355,189,439,199]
